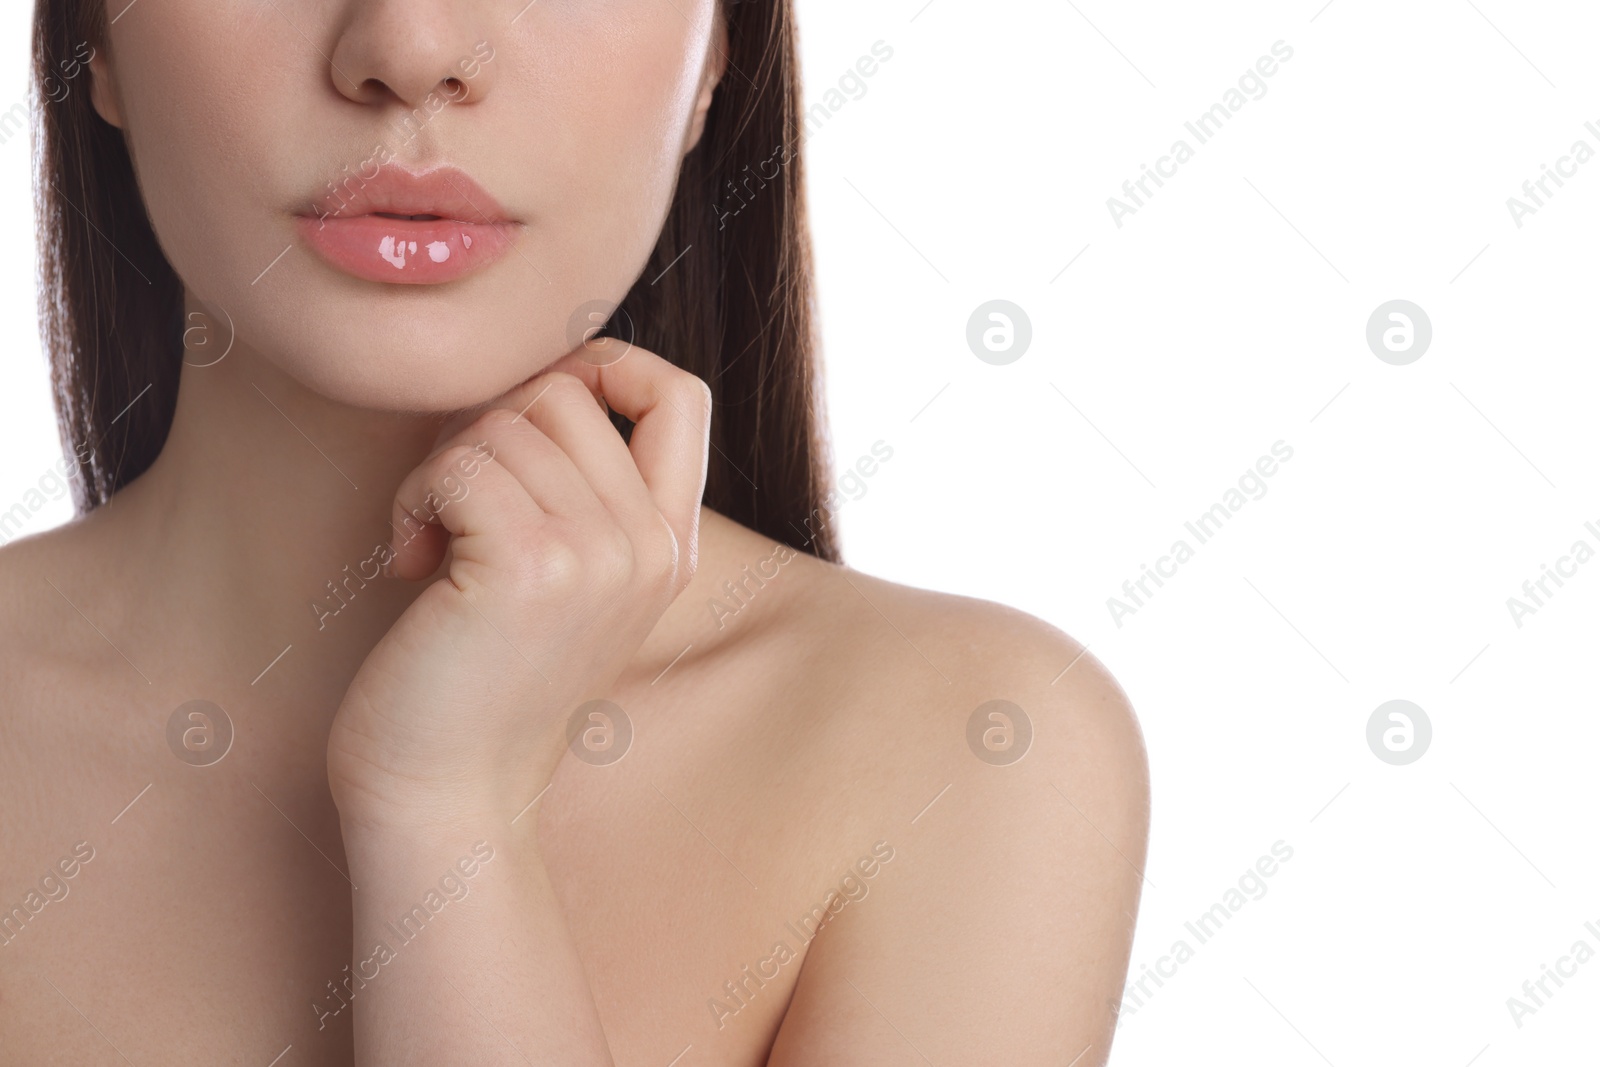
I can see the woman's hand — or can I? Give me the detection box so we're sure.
[325,338,712,834]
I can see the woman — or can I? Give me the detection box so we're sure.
[0,0,1149,1063]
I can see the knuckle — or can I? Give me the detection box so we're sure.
[402,444,479,518]
[589,522,637,592]
[435,443,482,473]
[431,447,477,497]
[672,370,712,410]
[508,533,582,600]
[642,513,682,591]
[518,520,634,603]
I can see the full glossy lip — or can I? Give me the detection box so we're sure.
[294,163,523,285]
[301,164,515,226]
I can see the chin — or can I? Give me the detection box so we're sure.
[239,297,568,415]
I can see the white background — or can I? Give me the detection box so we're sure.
[4,2,1598,1064]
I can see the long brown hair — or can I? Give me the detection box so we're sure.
[31,0,841,563]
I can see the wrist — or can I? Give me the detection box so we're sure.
[326,693,570,844]
[329,751,556,838]
[338,807,541,882]
[333,781,546,857]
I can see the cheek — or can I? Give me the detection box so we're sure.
[531,18,709,276]
[112,12,315,295]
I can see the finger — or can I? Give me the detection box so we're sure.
[428,366,610,453]
[449,407,610,522]
[391,410,613,580]
[538,340,712,556]
[389,441,541,581]
[512,371,657,529]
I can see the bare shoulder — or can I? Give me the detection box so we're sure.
[0,521,90,684]
[759,550,1150,1065]
[0,514,141,821]
[775,547,1148,783]
[0,518,119,865]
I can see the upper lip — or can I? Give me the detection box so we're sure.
[306,164,513,224]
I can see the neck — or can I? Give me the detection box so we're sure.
[94,295,743,712]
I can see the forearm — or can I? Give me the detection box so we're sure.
[339,819,613,1066]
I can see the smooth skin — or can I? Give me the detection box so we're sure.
[0,0,1149,1064]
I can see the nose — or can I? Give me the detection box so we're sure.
[328,3,498,110]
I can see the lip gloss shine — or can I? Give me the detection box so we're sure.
[296,215,516,285]
[294,165,521,285]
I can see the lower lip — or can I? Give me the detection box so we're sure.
[295,214,520,285]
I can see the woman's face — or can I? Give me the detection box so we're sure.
[88,0,724,411]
